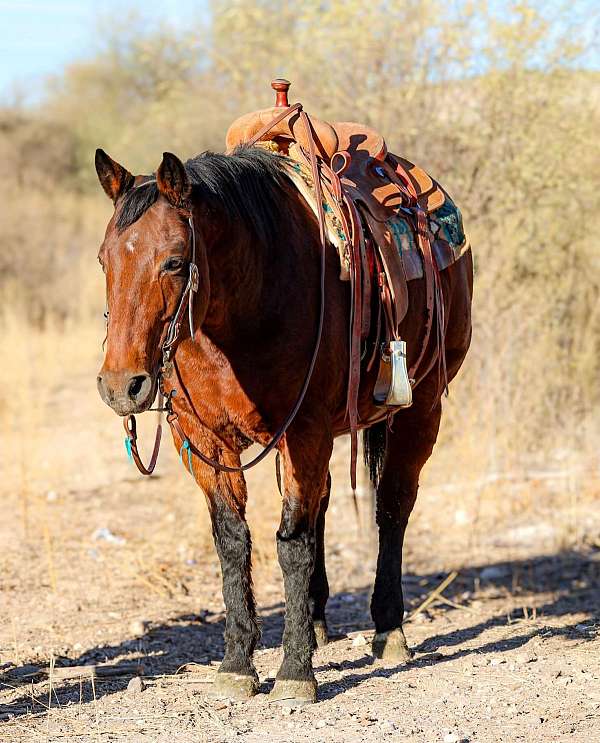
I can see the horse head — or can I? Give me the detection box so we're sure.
[94,149,207,416]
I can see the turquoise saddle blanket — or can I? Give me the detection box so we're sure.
[388,198,469,281]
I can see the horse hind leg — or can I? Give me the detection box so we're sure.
[366,399,442,663]
[309,472,331,647]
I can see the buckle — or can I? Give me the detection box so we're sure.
[190,263,199,292]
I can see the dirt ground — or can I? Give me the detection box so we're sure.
[1,369,599,742]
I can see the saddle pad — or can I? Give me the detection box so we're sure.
[284,158,349,272]
[281,152,353,279]
[429,199,471,272]
[388,198,470,281]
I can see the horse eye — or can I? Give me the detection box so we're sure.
[163,257,184,272]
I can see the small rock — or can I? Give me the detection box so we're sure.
[46,490,58,502]
[454,509,469,525]
[213,700,230,710]
[359,717,375,727]
[127,676,145,695]
[280,706,292,716]
[129,620,147,636]
[489,658,506,666]
[352,633,368,647]
[316,720,328,728]
[92,527,126,546]
[414,611,433,624]
[514,652,537,664]
[443,734,459,743]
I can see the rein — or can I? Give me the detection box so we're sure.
[123,102,329,477]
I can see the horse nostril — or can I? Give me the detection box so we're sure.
[127,374,148,400]
[97,375,108,399]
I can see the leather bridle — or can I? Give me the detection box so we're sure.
[123,103,329,477]
[161,214,200,370]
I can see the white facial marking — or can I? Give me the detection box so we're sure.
[125,231,138,253]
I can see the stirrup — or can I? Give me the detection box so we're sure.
[373,340,413,408]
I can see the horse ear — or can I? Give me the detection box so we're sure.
[95,149,134,203]
[157,152,191,207]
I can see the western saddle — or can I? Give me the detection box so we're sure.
[226,79,452,487]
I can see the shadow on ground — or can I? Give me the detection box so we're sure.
[1,549,598,715]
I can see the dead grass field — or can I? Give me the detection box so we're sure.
[0,320,598,742]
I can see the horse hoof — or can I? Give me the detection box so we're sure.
[269,678,317,706]
[372,629,413,664]
[212,671,259,700]
[314,621,329,648]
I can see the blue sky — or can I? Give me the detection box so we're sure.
[0,0,208,100]
[0,0,597,102]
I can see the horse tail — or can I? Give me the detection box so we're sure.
[363,421,387,491]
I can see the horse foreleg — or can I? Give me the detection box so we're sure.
[270,420,332,705]
[370,397,442,663]
[191,449,260,699]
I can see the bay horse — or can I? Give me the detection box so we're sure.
[95,143,472,704]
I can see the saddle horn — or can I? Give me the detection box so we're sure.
[225,78,339,163]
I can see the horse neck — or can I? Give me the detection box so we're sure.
[200,209,288,344]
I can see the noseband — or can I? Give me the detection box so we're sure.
[123,104,329,477]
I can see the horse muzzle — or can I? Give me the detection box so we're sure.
[97,369,156,416]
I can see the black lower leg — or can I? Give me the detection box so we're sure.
[370,466,420,663]
[276,511,316,682]
[370,403,442,639]
[211,498,259,677]
[308,473,330,627]
[371,496,411,633]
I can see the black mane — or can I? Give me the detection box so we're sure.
[115,146,289,246]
